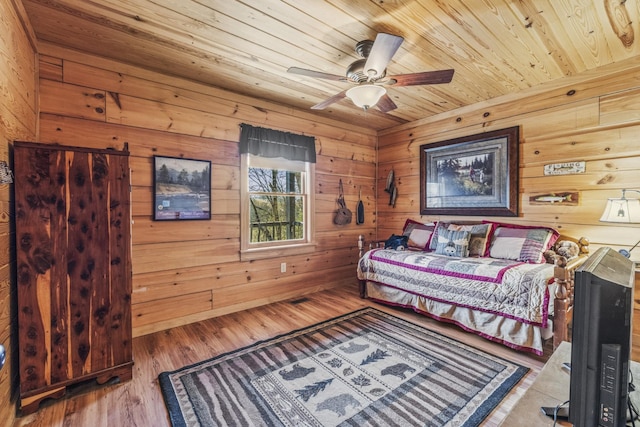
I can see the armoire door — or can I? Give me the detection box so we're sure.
[13,141,133,414]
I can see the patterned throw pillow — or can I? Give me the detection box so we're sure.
[434,229,471,258]
[446,223,494,257]
[402,219,435,250]
[428,221,450,251]
[488,225,559,263]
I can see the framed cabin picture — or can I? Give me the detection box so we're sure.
[153,155,212,220]
[420,126,519,217]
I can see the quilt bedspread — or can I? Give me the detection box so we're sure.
[357,249,554,326]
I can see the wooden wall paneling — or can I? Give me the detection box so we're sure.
[39,114,241,165]
[62,60,306,137]
[316,174,376,199]
[315,136,377,164]
[0,222,10,265]
[1,0,38,422]
[0,6,37,136]
[39,79,107,122]
[53,54,381,143]
[517,98,600,137]
[521,124,640,165]
[210,265,356,309]
[522,169,639,192]
[132,240,240,275]
[315,191,376,211]
[315,155,376,178]
[132,246,358,308]
[101,83,376,151]
[377,98,600,168]
[38,55,62,81]
[600,87,640,126]
[314,228,375,252]
[105,94,241,141]
[132,290,213,328]
[132,216,239,245]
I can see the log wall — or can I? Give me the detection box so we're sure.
[0,0,38,425]
[34,42,377,338]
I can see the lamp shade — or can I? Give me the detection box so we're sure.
[600,197,640,223]
[346,85,386,110]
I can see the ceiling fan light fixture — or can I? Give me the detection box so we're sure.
[346,85,386,110]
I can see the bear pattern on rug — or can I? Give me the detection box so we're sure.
[252,332,427,426]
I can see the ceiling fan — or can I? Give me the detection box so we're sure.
[288,33,454,113]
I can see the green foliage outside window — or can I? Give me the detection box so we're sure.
[248,167,305,243]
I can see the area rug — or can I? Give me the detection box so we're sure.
[159,307,529,426]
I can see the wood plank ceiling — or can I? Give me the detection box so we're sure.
[22,0,640,131]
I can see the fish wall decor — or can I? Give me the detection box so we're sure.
[529,192,579,205]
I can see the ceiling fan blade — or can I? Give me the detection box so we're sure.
[387,69,455,86]
[376,94,397,113]
[363,33,404,80]
[310,90,348,110]
[287,67,347,81]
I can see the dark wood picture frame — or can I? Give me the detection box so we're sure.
[420,126,519,217]
[153,155,212,221]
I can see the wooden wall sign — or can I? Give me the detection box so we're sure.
[529,192,580,205]
[543,161,585,176]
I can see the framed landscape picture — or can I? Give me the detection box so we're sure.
[153,155,211,220]
[420,126,519,217]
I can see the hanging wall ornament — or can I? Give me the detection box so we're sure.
[384,169,397,207]
[356,187,365,224]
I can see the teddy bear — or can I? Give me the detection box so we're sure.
[543,240,580,263]
[555,240,580,260]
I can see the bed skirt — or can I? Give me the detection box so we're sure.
[365,281,553,355]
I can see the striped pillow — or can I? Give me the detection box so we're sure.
[489,225,559,263]
[402,219,435,250]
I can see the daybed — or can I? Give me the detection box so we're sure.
[357,220,589,355]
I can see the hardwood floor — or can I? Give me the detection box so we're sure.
[14,284,548,427]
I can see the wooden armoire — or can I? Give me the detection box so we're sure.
[13,141,133,413]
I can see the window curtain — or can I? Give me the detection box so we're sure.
[239,124,316,163]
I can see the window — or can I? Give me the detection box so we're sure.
[239,124,316,259]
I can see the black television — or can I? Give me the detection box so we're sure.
[569,246,635,427]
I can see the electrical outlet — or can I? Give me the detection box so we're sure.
[280,262,286,273]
